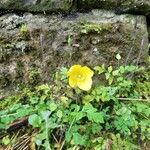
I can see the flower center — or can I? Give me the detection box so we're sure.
[76,74,85,81]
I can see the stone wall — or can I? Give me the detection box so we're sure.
[0,0,150,16]
[0,1,150,98]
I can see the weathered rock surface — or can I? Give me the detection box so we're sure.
[78,0,150,16]
[0,10,149,98]
[0,0,73,12]
[148,25,150,39]
[0,0,150,16]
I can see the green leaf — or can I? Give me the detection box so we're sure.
[73,133,87,146]
[65,125,80,142]
[119,66,125,74]
[125,65,137,72]
[145,108,150,117]
[75,111,85,121]
[57,110,63,118]
[83,95,94,104]
[108,76,114,85]
[2,136,10,145]
[108,66,113,73]
[1,116,15,125]
[28,114,42,127]
[117,77,124,82]
[94,112,104,123]
[35,139,42,146]
[67,35,73,47]
[41,111,51,120]
[91,123,102,134]
[105,73,110,80]
[16,107,32,117]
[112,70,119,76]
[36,84,50,92]
[83,104,104,123]
[0,123,5,130]
[65,131,72,142]
[88,112,104,123]
[135,103,147,113]
[82,104,97,113]
[30,96,39,104]
[49,102,57,112]
[116,107,131,116]
[60,96,69,107]
[36,131,47,141]
[60,67,68,80]
[94,66,105,74]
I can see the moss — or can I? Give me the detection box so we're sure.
[28,68,41,86]
[20,24,30,41]
[80,22,113,34]
[0,94,20,110]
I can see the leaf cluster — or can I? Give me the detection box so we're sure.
[0,65,150,149]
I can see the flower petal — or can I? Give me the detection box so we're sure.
[67,65,82,76]
[69,77,77,88]
[77,78,92,91]
[82,66,94,78]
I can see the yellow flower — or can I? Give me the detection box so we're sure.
[67,65,94,91]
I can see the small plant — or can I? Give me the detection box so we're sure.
[20,24,28,33]
[20,24,30,40]
[80,22,112,34]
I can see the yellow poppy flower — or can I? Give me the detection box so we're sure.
[67,65,94,91]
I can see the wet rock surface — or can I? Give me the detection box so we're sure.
[0,10,149,97]
[78,0,150,16]
[0,0,73,12]
[0,0,150,16]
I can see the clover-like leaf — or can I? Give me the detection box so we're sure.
[28,114,42,128]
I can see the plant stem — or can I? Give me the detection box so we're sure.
[46,120,51,150]
[118,97,150,102]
